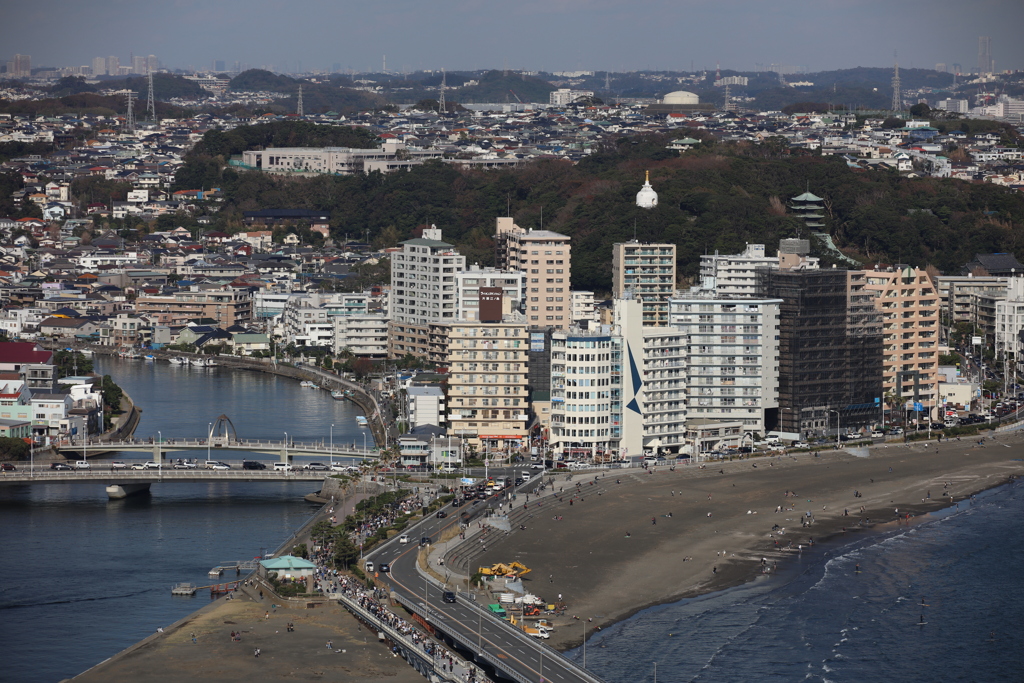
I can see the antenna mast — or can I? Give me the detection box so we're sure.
[146,68,156,121]
[297,84,303,117]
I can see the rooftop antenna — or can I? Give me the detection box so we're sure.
[438,69,446,115]
[297,84,304,117]
[124,90,136,132]
[146,68,156,121]
[715,61,721,80]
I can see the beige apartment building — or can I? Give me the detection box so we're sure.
[136,285,252,327]
[612,242,676,326]
[494,217,571,329]
[864,266,940,414]
[445,315,529,454]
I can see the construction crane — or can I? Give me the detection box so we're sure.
[508,89,523,104]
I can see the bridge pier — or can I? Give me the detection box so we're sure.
[106,483,151,499]
[153,442,162,466]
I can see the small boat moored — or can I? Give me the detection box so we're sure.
[171,583,197,596]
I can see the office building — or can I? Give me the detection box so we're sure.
[612,241,676,325]
[453,266,524,321]
[700,241,818,297]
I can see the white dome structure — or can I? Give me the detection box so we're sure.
[636,170,658,209]
[662,90,699,105]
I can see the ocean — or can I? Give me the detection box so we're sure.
[571,480,1024,682]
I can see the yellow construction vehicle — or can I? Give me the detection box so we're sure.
[478,561,532,577]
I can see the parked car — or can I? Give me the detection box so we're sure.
[242,460,266,470]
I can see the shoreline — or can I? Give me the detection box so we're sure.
[472,430,1024,651]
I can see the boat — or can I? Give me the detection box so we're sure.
[331,390,345,400]
[355,415,368,426]
[300,380,317,388]
[79,348,94,357]
[171,583,197,596]
[144,354,155,361]
[189,357,216,367]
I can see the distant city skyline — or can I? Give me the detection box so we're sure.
[2,0,1022,75]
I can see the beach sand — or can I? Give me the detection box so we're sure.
[475,432,1024,650]
[72,592,425,683]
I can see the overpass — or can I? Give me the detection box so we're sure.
[0,468,332,499]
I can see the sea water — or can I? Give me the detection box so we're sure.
[573,481,1024,682]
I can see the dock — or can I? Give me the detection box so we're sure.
[208,560,259,577]
[171,583,196,596]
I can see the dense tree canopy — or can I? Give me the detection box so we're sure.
[176,129,1024,293]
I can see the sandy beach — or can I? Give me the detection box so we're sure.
[474,431,1024,650]
[72,593,426,683]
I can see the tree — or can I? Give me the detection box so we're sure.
[352,358,373,378]
[909,103,931,118]
[0,436,30,460]
[101,375,123,413]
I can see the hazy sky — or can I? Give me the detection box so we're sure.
[3,0,1022,74]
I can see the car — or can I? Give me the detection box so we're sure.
[272,462,293,471]
[173,461,197,469]
[530,462,545,470]
[242,460,266,470]
[329,463,347,472]
[364,561,374,573]
[304,462,329,471]
[420,536,431,546]
[378,563,390,573]
[436,510,447,519]
[442,591,457,603]
[1,462,16,471]
[209,462,231,470]
[110,461,128,470]
[398,534,410,544]
[792,442,809,448]
[514,478,525,487]
[437,466,457,473]
[870,430,885,438]
[129,463,146,470]
[51,462,73,471]
[142,462,163,470]
[75,460,91,469]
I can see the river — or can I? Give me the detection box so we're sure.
[0,357,376,682]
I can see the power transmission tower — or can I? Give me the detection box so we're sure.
[438,69,446,115]
[125,90,136,132]
[724,84,730,112]
[146,69,156,121]
[297,84,303,117]
[891,62,902,112]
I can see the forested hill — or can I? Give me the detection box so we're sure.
[172,120,380,190]
[179,129,1024,293]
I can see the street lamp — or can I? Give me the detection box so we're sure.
[207,422,212,461]
[284,431,289,462]
[330,423,334,466]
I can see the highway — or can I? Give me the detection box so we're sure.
[365,473,605,683]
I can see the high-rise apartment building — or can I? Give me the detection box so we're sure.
[864,266,940,415]
[700,241,819,297]
[92,57,107,76]
[446,315,529,452]
[978,36,994,74]
[453,266,524,322]
[132,55,148,74]
[11,54,31,78]
[106,56,120,76]
[494,217,572,329]
[388,226,465,360]
[668,294,782,436]
[612,241,677,325]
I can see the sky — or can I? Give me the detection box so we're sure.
[3,0,1022,75]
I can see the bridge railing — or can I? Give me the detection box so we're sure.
[0,470,330,481]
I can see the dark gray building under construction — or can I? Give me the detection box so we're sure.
[757,268,883,439]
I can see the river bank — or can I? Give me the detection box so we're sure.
[473,431,1024,651]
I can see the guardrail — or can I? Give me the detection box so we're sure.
[0,470,329,483]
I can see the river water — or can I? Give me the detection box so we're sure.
[0,357,375,682]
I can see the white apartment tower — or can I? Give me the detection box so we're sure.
[388,226,466,359]
[612,241,677,325]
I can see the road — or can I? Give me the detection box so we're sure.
[366,474,604,683]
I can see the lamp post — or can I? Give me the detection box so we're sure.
[284,431,288,462]
[330,423,334,466]
[207,422,212,462]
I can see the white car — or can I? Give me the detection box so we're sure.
[329,463,347,472]
[75,460,91,469]
[273,462,293,471]
[398,534,410,544]
[110,461,129,470]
